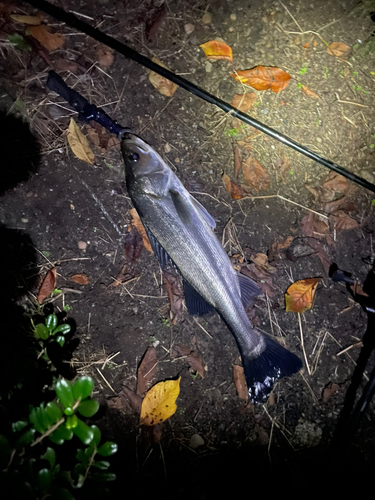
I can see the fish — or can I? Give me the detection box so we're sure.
[121,133,302,403]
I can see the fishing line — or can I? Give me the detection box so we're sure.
[24,0,375,194]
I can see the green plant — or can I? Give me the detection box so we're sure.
[299,65,308,75]
[33,313,71,350]
[1,376,117,498]
[161,318,170,327]
[297,82,303,89]
[224,127,239,138]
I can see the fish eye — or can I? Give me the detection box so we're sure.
[128,152,139,162]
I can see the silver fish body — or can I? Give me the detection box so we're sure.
[122,134,302,402]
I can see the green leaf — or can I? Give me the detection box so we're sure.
[17,428,36,446]
[49,425,73,445]
[90,472,116,482]
[53,324,71,335]
[92,460,110,470]
[56,488,76,500]
[73,376,94,400]
[90,425,101,448]
[12,420,28,432]
[55,335,65,347]
[77,400,99,418]
[46,314,58,332]
[66,414,78,429]
[35,323,50,340]
[56,379,74,408]
[8,33,31,51]
[41,447,56,469]
[72,418,95,445]
[45,401,63,425]
[64,407,74,416]
[30,406,46,434]
[97,442,118,457]
[37,468,52,494]
[75,449,88,465]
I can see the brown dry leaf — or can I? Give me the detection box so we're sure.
[322,382,340,403]
[163,269,184,324]
[140,378,181,426]
[285,278,320,313]
[145,1,167,41]
[231,66,291,93]
[124,227,144,265]
[137,347,158,395]
[233,365,248,401]
[324,198,355,214]
[37,267,57,303]
[96,44,114,69]
[301,85,319,99]
[86,126,100,148]
[273,155,290,181]
[200,40,233,61]
[11,14,43,25]
[251,253,277,274]
[236,141,253,152]
[240,265,274,297]
[322,171,348,194]
[149,57,178,97]
[329,211,359,233]
[242,158,270,192]
[301,212,329,241]
[268,236,294,261]
[56,59,80,73]
[67,118,95,164]
[305,238,332,274]
[27,25,64,51]
[129,208,153,253]
[71,274,90,285]
[350,282,369,298]
[173,345,205,378]
[233,145,242,178]
[327,42,351,58]
[231,93,257,113]
[222,173,246,199]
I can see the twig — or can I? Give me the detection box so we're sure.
[95,367,116,392]
[242,193,329,219]
[279,0,303,31]
[298,313,311,375]
[193,317,213,339]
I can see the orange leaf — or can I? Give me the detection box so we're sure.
[200,40,233,61]
[96,44,114,69]
[285,278,320,313]
[231,66,291,93]
[71,274,90,285]
[322,172,348,194]
[129,208,153,253]
[327,42,350,58]
[329,211,358,233]
[37,268,57,303]
[301,85,319,99]
[242,158,270,192]
[149,57,178,97]
[27,25,64,51]
[231,93,257,113]
[222,173,245,199]
[233,365,248,401]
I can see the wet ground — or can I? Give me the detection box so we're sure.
[1,0,375,496]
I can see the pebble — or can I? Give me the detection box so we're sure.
[184,23,195,35]
[164,143,171,153]
[230,13,237,21]
[78,241,87,250]
[202,13,211,24]
[21,218,28,223]
[189,433,205,449]
[205,61,213,73]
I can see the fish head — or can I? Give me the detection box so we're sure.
[121,133,171,198]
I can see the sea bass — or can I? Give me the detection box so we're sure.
[121,133,302,403]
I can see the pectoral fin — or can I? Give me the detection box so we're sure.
[170,190,216,229]
[144,226,173,270]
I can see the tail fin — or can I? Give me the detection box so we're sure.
[242,335,302,403]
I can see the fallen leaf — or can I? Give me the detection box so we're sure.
[149,57,178,97]
[322,171,348,194]
[329,211,359,233]
[285,278,320,313]
[286,239,317,262]
[231,93,257,113]
[56,59,80,73]
[242,158,270,192]
[251,253,277,274]
[163,269,184,324]
[145,1,167,41]
[301,85,319,99]
[273,155,290,181]
[37,267,57,303]
[129,208,153,253]
[137,347,158,395]
[67,118,95,164]
[124,227,143,265]
[222,173,246,199]
[27,24,64,51]
[231,66,291,93]
[240,265,274,297]
[304,238,332,274]
[140,378,181,426]
[303,43,310,49]
[327,42,350,58]
[268,235,294,261]
[301,212,329,240]
[109,386,143,413]
[233,365,248,401]
[324,198,355,214]
[11,14,42,25]
[322,382,340,403]
[173,345,205,378]
[96,44,114,69]
[233,145,242,178]
[350,282,369,298]
[200,40,233,61]
[71,274,90,285]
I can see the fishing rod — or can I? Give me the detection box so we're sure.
[24,0,375,193]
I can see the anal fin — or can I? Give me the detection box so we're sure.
[182,278,214,316]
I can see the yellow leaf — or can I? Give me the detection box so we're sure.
[27,24,64,51]
[140,378,181,426]
[285,278,320,313]
[10,14,43,25]
[200,40,233,61]
[149,57,178,97]
[129,208,153,253]
[67,118,95,164]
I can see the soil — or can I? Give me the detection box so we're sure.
[1,0,375,497]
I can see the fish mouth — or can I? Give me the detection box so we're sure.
[123,134,149,153]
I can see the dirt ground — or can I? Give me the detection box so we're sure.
[1,0,375,496]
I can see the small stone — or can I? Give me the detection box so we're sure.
[164,143,171,153]
[26,192,33,197]
[230,13,237,21]
[174,158,180,163]
[202,13,212,24]
[70,204,75,210]
[184,23,195,35]
[78,241,87,250]
[189,433,205,449]
[205,61,213,73]
[21,218,28,223]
